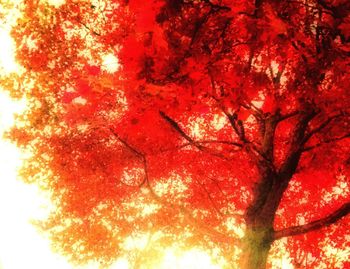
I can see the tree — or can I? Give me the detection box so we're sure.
[3,0,350,268]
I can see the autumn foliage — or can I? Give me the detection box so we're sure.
[3,0,350,268]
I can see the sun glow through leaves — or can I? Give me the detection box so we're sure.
[2,0,350,269]
[0,10,75,268]
[158,248,223,269]
[0,3,225,269]
[101,53,120,73]
[0,21,230,269]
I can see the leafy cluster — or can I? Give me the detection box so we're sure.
[2,0,350,268]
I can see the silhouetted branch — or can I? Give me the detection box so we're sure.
[197,139,243,147]
[274,202,350,239]
[279,109,318,178]
[303,133,350,152]
[77,20,101,36]
[205,175,244,218]
[302,113,342,144]
[278,111,299,122]
[109,128,147,187]
[176,140,243,150]
[159,110,201,148]
[109,128,144,157]
[193,177,224,217]
[159,111,232,159]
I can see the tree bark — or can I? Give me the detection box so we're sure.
[240,225,274,269]
[241,175,277,269]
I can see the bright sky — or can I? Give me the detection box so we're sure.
[0,17,77,269]
[0,2,103,268]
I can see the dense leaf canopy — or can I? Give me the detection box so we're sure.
[2,0,350,268]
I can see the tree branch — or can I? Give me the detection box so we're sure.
[76,20,101,36]
[109,128,144,158]
[106,134,223,240]
[241,102,263,119]
[159,111,232,159]
[261,112,280,161]
[109,128,147,187]
[197,139,243,148]
[222,110,247,142]
[274,202,350,240]
[279,109,318,178]
[176,140,243,151]
[303,133,350,152]
[159,110,202,149]
[278,111,300,122]
[144,163,237,244]
[302,113,342,144]
[193,176,224,217]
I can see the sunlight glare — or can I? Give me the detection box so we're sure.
[158,249,222,269]
[0,6,77,268]
[109,258,130,269]
[123,233,149,250]
[0,92,77,269]
[101,53,120,73]
[47,0,66,8]
[281,256,294,269]
[0,28,21,74]
[0,0,23,74]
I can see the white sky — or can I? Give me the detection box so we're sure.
[0,91,78,269]
[0,3,93,267]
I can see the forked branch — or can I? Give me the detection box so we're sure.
[279,109,318,177]
[159,111,202,149]
[274,202,350,240]
[302,113,342,144]
[303,133,350,152]
[159,111,234,159]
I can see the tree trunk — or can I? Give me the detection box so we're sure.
[239,226,274,269]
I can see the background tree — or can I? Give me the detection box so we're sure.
[3,0,350,268]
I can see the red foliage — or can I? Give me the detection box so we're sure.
[4,0,350,268]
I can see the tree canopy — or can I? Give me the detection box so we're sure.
[2,0,350,268]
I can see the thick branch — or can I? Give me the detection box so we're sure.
[222,110,247,142]
[303,133,350,152]
[279,109,318,178]
[302,113,342,144]
[278,111,299,122]
[261,112,280,161]
[250,109,318,226]
[274,202,350,240]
